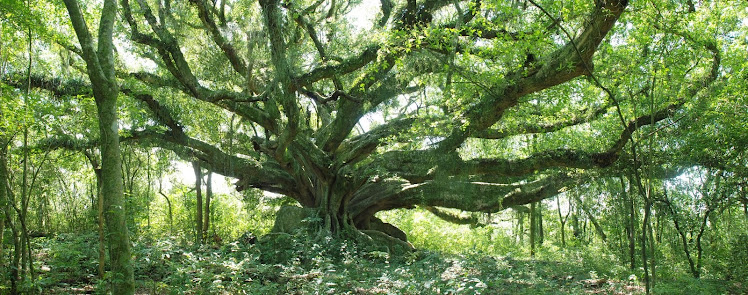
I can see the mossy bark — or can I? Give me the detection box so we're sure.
[63,0,135,292]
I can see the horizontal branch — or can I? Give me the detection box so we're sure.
[374,101,678,183]
[436,0,629,152]
[423,206,481,226]
[381,173,577,214]
[471,103,612,139]
[2,73,91,98]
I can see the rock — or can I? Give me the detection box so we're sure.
[270,205,315,234]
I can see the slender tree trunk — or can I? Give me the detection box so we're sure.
[517,211,524,245]
[664,192,698,278]
[0,213,4,271]
[572,206,581,240]
[193,161,203,245]
[556,196,567,247]
[203,171,212,237]
[648,207,656,288]
[695,209,711,278]
[0,142,14,291]
[641,197,651,294]
[530,202,536,257]
[10,215,20,295]
[538,202,544,246]
[20,126,29,282]
[0,31,6,280]
[623,176,636,270]
[146,154,151,229]
[158,179,174,236]
[1,148,20,293]
[84,150,107,280]
[20,10,33,279]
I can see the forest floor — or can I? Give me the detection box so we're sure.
[27,233,743,294]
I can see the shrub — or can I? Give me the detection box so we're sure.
[728,233,748,284]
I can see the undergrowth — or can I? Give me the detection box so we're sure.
[31,232,657,294]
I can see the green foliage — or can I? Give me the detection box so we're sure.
[728,233,748,284]
[652,277,733,295]
[31,232,646,294]
[37,233,101,289]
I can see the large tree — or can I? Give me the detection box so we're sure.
[62,0,135,292]
[22,0,729,245]
[115,0,724,240]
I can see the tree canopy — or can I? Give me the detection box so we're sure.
[2,0,746,244]
[2,0,748,293]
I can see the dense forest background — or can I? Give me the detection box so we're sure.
[1,0,747,294]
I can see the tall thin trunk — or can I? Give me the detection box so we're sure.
[203,171,212,236]
[648,205,656,288]
[622,175,636,270]
[97,96,134,294]
[664,191,698,278]
[10,214,20,295]
[695,209,710,278]
[0,142,14,290]
[158,177,173,234]
[0,26,5,275]
[537,202,544,246]
[146,153,151,228]
[517,211,524,245]
[20,125,29,282]
[0,213,4,271]
[641,197,651,294]
[556,196,568,247]
[193,161,203,245]
[530,202,536,257]
[20,6,33,279]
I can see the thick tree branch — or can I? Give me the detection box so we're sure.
[374,102,678,184]
[436,0,629,152]
[317,0,453,153]
[189,0,248,78]
[472,103,612,139]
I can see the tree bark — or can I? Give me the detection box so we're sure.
[574,195,607,242]
[530,202,536,257]
[203,170,212,237]
[62,0,135,292]
[193,160,203,245]
[556,196,570,247]
[621,175,636,270]
[538,202,544,245]
[83,150,107,280]
[641,196,651,294]
[0,141,13,290]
